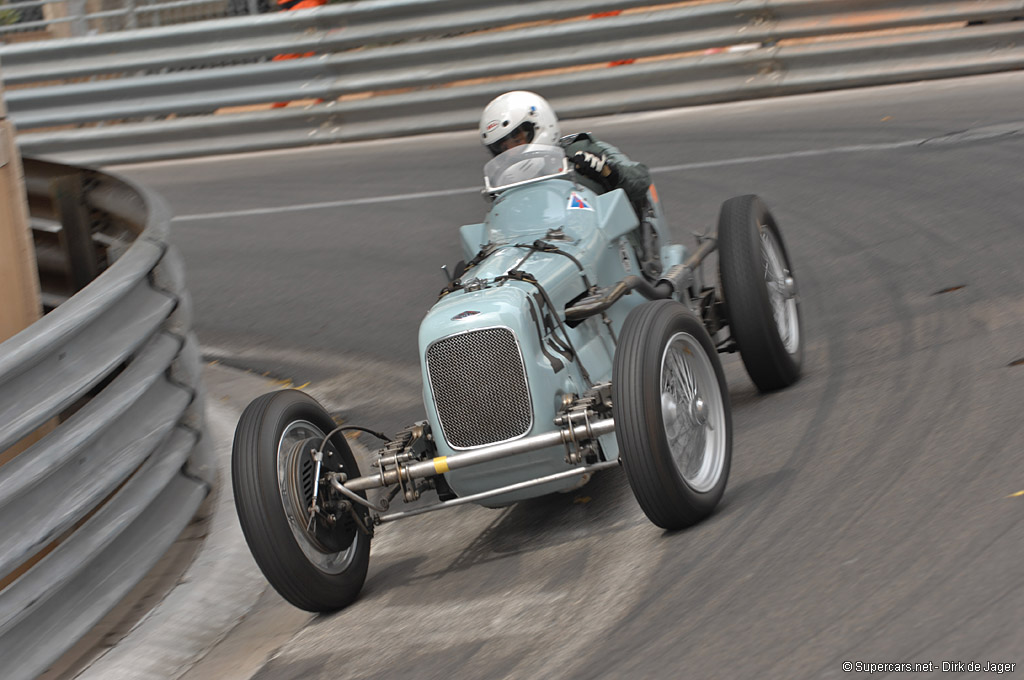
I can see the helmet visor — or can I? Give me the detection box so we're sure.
[486,121,537,156]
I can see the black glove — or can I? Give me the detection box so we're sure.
[572,151,619,188]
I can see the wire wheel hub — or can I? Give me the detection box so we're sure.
[760,227,800,355]
[660,332,726,493]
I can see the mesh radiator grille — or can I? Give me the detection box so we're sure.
[426,327,532,449]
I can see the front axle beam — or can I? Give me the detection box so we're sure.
[343,417,616,493]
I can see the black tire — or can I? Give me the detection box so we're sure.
[231,389,370,612]
[613,300,732,530]
[717,194,803,392]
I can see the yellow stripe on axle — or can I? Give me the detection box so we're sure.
[433,457,450,474]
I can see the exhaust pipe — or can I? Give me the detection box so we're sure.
[565,237,718,321]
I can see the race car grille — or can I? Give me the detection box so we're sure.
[426,327,532,449]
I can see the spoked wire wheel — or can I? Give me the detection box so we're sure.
[718,194,803,392]
[232,390,370,612]
[760,227,800,355]
[660,332,728,493]
[614,301,732,530]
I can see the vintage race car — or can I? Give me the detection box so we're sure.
[231,143,802,612]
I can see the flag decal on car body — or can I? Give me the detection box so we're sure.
[567,192,593,211]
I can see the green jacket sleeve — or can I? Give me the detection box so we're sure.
[560,132,652,206]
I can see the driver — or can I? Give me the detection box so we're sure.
[479,91,652,210]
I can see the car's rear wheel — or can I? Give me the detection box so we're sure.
[718,194,803,391]
[613,300,732,530]
[232,389,370,612]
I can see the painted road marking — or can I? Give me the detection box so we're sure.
[171,139,928,222]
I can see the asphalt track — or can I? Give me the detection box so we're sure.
[112,72,1023,679]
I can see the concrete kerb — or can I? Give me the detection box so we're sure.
[68,362,371,680]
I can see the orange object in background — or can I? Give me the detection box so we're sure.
[278,0,325,8]
[271,0,328,107]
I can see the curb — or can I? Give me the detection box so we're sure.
[70,363,290,680]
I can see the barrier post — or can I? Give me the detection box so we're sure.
[0,63,46,466]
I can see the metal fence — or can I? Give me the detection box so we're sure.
[0,0,265,41]
[0,157,211,680]
[2,0,1024,164]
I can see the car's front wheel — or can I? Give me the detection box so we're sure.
[613,300,732,530]
[232,389,371,612]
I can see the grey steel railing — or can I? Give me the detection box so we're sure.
[0,158,211,680]
[2,0,1023,164]
[0,0,253,39]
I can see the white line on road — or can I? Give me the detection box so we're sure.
[171,138,925,222]
[652,139,924,173]
[171,187,481,222]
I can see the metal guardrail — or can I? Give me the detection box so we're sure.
[0,157,211,680]
[2,0,1024,164]
[0,0,646,83]
[0,0,252,39]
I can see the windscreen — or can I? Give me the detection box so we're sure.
[484,144,568,192]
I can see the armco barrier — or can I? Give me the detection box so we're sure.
[1,0,1023,164]
[0,158,212,680]
[0,0,245,39]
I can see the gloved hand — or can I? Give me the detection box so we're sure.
[572,151,619,188]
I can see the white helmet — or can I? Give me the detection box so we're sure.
[479,91,561,156]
